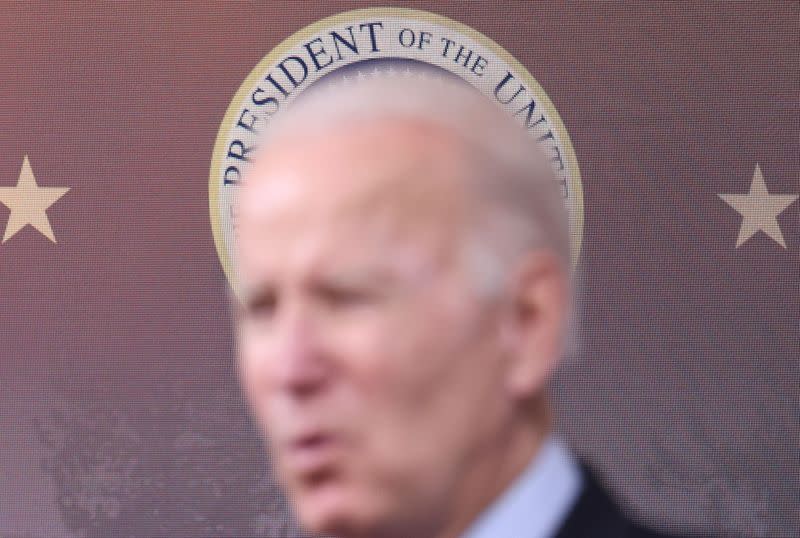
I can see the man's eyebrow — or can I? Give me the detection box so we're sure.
[239,283,277,307]
[316,265,402,287]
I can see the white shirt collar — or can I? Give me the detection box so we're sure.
[460,435,583,538]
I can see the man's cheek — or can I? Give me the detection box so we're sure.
[238,351,274,427]
[332,313,392,350]
[238,348,261,399]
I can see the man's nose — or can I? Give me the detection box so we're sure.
[271,305,332,397]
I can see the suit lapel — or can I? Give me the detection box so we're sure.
[553,463,632,538]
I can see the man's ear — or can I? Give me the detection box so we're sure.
[501,249,570,401]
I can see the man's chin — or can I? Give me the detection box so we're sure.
[294,482,382,538]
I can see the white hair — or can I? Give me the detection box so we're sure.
[253,71,577,346]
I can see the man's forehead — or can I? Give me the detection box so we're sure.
[239,119,473,229]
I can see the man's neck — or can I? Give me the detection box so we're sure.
[435,415,550,538]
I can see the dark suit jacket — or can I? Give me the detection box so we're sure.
[553,464,691,538]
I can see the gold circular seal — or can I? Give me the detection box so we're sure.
[209,8,583,297]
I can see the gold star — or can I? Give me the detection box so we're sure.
[0,155,70,243]
[718,164,798,248]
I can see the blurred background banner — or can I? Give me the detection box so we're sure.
[0,2,797,537]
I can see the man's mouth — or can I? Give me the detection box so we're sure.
[284,432,340,475]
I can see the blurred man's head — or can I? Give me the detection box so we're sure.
[234,75,573,538]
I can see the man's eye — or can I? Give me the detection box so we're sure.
[246,292,277,317]
[319,285,373,307]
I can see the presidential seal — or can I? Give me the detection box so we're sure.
[209,7,583,297]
